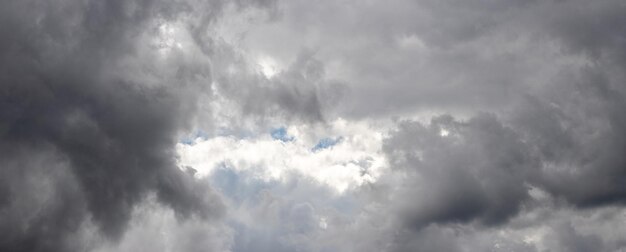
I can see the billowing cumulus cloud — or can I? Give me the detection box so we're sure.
[2,0,626,251]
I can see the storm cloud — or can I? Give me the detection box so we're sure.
[0,0,273,251]
[2,0,626,251]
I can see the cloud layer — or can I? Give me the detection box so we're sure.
[2,0,626,251]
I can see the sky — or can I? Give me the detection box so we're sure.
[1,0,626,251]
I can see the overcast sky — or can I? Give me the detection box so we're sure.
[2,0,626,251]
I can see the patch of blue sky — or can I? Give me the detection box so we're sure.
[270,127,295,142]
[209,164,278,206]
[179,130,209,145]
[311,137,343,152]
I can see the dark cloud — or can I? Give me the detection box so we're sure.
[542,1,626,66]
[511,67,626,207]
[376,87,626,247]
[0,146,88,252]
[382,113,536,228]
[0,0,274,251]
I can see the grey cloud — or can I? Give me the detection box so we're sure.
[387,226,462,252]
[214,49,348,124]
[238,0,626,119]
[508,66,626,208]
[0,146,89,252]
[375,91,626,248]
[251,0,626,250]
[0,0,274,251]
[382,113,536,228]
[369,67,626,249]
[542,1,626,66]
[216,0,626,250]
[4,0,626,251]
[93,196,233,252]
[509,206,626,252]
[550,222,603,252]
[240,0,537,116]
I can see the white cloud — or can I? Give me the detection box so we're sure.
[177,118,387,193]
